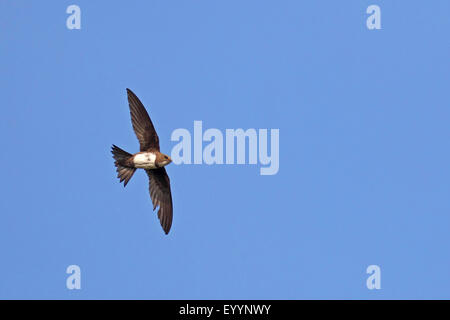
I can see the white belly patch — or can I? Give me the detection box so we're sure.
[133,152,157,169]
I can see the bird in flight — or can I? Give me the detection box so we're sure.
[111,88,173,234]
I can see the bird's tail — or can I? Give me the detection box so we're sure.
[111,145,136,187]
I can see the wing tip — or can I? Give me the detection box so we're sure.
[163,223,171,235]
[126,88,134,97]
[158,207,172,235]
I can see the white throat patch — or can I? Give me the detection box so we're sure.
[133,152,157,169]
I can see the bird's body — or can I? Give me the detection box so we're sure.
[133,151,171,169]
[111,89,174,234]
[133,152,157,169]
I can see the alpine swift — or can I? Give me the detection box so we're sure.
[111,88,173,234]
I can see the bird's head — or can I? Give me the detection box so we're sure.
[156,152,172,167]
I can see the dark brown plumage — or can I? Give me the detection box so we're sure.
[127,88,160,152]
[146,168,173,235]
[111,89,173,235]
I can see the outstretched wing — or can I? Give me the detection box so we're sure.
[126,88,160,151]
[146,168,173,234]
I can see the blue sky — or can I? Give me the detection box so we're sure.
[1,1,449,299]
